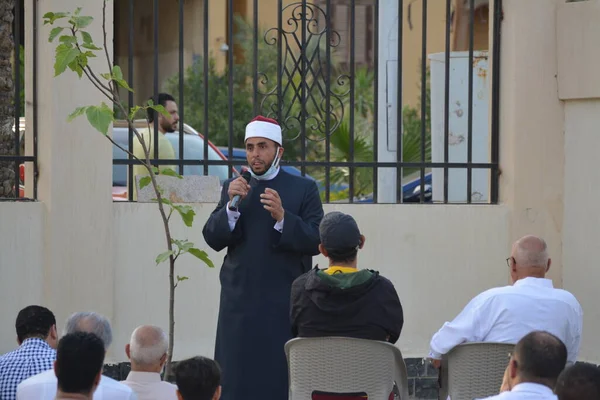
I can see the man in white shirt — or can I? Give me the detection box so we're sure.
[16,311,137,400]
[477,331,567,400]
[429,235,583,366]
[121,325,177,399]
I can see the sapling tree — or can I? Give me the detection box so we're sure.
[43,1,213,378]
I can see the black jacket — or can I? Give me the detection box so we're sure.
[290,267,404,344]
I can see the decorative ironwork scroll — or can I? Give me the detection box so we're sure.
[256,2,349,142]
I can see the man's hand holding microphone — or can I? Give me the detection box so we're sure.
[227,170,284,223]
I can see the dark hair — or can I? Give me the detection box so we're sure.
[15,305,56,343]
[514,331,567,385]
[55,332,105,395]
[147,92,175,122]
[327,247,359,264]
[555,362,600,400]
[175,356,221,400]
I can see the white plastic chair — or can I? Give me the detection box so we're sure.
[285,337,410,400]
[438,342,515,400]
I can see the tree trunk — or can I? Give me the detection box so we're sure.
[0,0,15,198]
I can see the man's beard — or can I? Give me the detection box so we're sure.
[251,161,272,176]
[161,121,176,133]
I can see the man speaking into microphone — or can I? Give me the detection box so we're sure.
[202,116,324,400]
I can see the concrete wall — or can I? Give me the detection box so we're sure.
[0,202,509,362]
[558,0,600,364]
[0,203,45,348]
[109,203,509,362]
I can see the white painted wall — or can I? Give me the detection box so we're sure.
[108,203,510,362]
[0,203,45,348]
[558,1,600,364]
[562,101,600,363]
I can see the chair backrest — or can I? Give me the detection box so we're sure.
[439,342,515,400]
[285,337,410,400]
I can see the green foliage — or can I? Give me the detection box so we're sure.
[156,250,174,265]
[66,103,114,135]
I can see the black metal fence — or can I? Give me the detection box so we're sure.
[2,0,503,204]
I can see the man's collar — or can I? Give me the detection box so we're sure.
[125,370,163,383]
[513,276,554,288]
[511,382,554,394]
[21,337,51,348]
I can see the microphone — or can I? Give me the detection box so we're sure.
[228,170,252,211]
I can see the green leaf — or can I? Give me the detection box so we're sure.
[110,65,134,92]
[54,44,80,76]
[112,65,123,80]
[147,104,170,119]
[100,73,111,81]
[155,250,174,265]
[159,168,183,179]
[71,16,93,29]
[67,106,88,122]
[189,248,214,268]
[172,239,194,253]
[129,106,143,121]
[174,205,195,227]
[85,102,114,135]
[176,275,189,282]
[139,176,152,189]
[59,35,77,46]
[43,12,69,25]
[48,27,64,42]
[114,78,133,92]
[151,166,160,175]
[68,58,84,78]
[81,42,103,51]
[160,198,173,206]
[80,30,93,44]
[74,7,82,16]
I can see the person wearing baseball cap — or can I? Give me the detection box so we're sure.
[202,116,324,400]
[290,211,404,344]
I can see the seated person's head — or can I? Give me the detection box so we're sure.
[125,325,168,373]
[15,305,58,348]
[505,331,567,390]
[318,212,365,266]
[555,362,600,400]
[175,356,221,400]
[509,235,551,283]
[54,332,105,398]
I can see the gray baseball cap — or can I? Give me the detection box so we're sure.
[319,211,361,250]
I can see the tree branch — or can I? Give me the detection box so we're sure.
[102,0,114,92]
[82,67,113,101]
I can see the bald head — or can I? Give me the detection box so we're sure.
[510,235,550,281]
[127,325,168,371]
